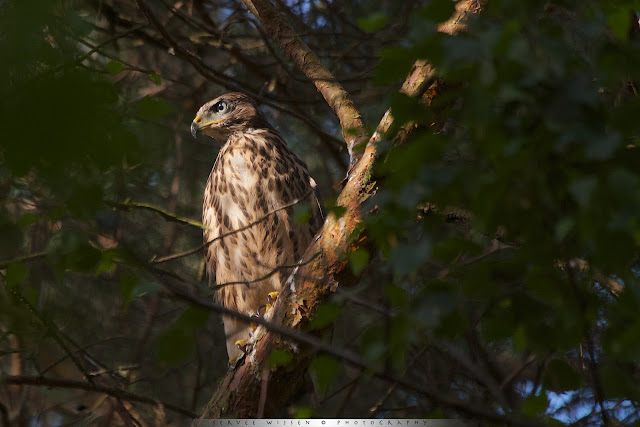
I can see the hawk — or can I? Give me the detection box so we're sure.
[191,93,324,363]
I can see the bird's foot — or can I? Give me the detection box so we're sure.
[266,291,279,311]
[228,339,250,368]
[250,314,260,333]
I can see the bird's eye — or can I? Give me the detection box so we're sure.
[211,101,228,114]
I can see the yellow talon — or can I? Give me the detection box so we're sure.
[235,339,247,350]
[266,292,279,311]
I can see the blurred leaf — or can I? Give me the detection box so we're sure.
[309,355,339,395]
[268,349,293,367]
[105,61,125,75]
[326,204,347,218]
[385,284,408,307]
[375,47,415,85]
[389,239,430,276]
[175,306,210,329]
[155,307,209,365]
[135,96,174,118]
[291,407,315,418]
[554,216,575,242]
[155,327,195,366]
[348,248,369,275]
[309,303,341,330]
[522,391,549,418]
[421,0,456,23]
[96,249,118,274]
[6,263,27,288]
[357,12,388,33]
[543,359,583,391]
[148,73,162,85]
[17,213,38,227]
[294,204,311,225]
[606,7,632,41]
[569,176,597,207]
[119,274,139,308]
[46,230,102,277]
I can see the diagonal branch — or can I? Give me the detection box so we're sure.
[197,1,485,420]
[239,0,369,166]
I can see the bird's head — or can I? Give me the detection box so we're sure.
[191,92,269,142]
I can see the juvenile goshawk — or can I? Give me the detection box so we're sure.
[191,93,324,362]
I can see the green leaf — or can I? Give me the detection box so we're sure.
[421,0,456,23]
[155,307,209,365]
[554,216,575,242]
[294,204,311,225]
[513,324,527,352]
[135,96,174,118]
[291,407,315,418]
[326,204,347,218]
[148,73,162,85]
[155,327,195,366]
[357,13,389,33]
[385,284,408,307]
[521,391,549,418]
[309,355,339,395]
[543,359,583,391]
[105,61,125,75]
[569,176,597,206]
[6,263,27,288]
[375,47,415,85]
[175,306,210,329]
[309,303,341,330]
[17,213,38,227]
[389,239,430,276]
[268,349,293,367]
[96,249,118,274]
[348,248,369,275]
[607,7,632,41]
[119,274,139,308]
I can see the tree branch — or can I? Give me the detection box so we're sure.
[1,375,197,418]
[239,0,368,166]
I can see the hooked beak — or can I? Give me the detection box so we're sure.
[191,121,200,139]
[191,115,224,139]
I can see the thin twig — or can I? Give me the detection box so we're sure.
[107,200,204,229]
[212,253,319,290]
[3,284,92,383]
[150,190,313,264]
[2,375,197,418]
[0,252,46,269]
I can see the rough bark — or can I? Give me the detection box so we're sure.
[198,0,483,420]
